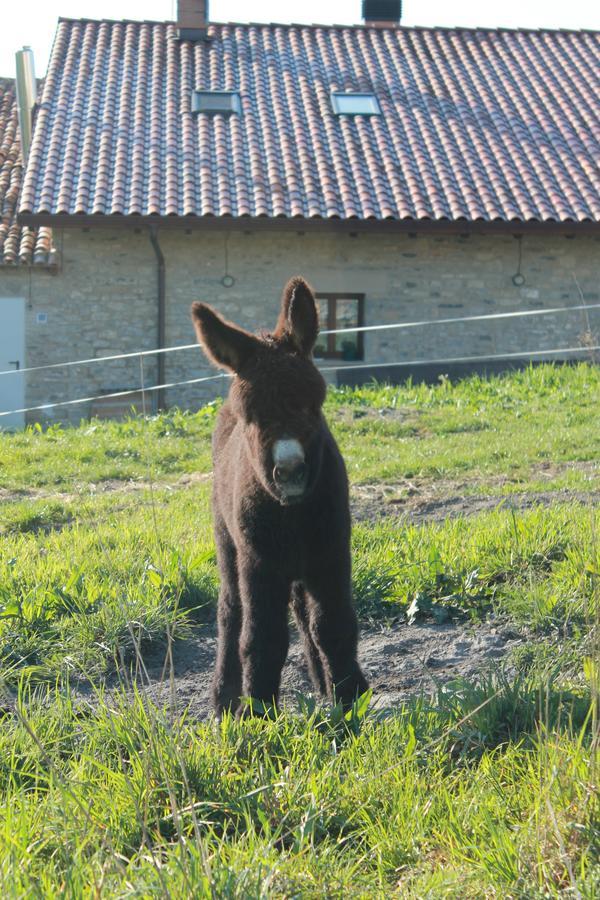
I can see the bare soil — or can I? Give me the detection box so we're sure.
[351,484,600,524]
[98,618,524,721]
[2,460,596,515]
[351,460,599,524]
[0,471,211,503]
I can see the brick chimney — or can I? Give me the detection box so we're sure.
[177,0,209,40]
[362,1,402,27]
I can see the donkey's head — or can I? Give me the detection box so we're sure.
[191,277,327,506]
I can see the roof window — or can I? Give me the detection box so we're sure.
[191,91,241,115]
[331,93,380,116]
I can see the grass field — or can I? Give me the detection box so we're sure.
[0,364,598,896]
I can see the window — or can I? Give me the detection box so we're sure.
[331,93,380,116]
[191,91,241,115]
[314,294,365,361]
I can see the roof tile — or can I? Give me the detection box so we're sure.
[0,79,55,266]
[18,20,600,225]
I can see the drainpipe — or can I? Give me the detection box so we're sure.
[15,47,37,164]
[149,227,166,411]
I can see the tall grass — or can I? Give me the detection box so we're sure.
[0,670,596,897]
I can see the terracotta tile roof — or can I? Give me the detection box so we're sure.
[0,78,54,265]
[20,20,600,225]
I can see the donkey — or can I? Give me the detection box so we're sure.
[191,276,368,717]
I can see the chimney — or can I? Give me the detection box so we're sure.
[177,0,210,40]
[362,1,402,26]
[15,47,37,165]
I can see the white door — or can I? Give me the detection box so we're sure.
[0,298,25,430]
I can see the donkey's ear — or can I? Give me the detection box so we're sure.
[274,276,319,355]
[191,302,260,373]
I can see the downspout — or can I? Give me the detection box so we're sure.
[149,226,166,411]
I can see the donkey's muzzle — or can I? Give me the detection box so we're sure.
[272,438,308,502]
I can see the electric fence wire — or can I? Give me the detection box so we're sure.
[1,300,598,378]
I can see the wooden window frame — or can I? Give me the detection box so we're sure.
[315,293,365,360]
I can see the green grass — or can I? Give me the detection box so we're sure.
[332,364,600,487]
[0,405,219,493]
[0,483,596,681]
[0,363,598,896]
[0,675,596,897]
[1,364,599,494]
[353,504,599,629]
[0,485,215,682]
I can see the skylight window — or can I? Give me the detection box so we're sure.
[191,91,241,115]
[331,93,381,116]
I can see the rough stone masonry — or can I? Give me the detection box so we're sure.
[0,227,598,422]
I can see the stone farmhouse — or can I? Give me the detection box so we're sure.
[0,1,599,425]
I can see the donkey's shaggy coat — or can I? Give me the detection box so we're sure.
[192,277,368,716]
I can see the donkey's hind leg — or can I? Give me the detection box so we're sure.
[212,523,242,717]
[304,567,369,710]
[291,583,327,697]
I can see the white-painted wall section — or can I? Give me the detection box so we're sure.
[0,297,25,429]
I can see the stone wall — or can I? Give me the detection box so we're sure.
[0,227,598,423]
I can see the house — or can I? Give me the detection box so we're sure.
[2,0,599,424]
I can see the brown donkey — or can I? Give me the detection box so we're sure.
[191,276,368,717]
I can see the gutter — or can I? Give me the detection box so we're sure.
[149,226,166,412]
[17,213,599,237]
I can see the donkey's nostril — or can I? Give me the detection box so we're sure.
[293,461,307,483]
[273,461,306,485]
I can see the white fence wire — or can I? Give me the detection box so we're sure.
[2,342,598,420]
[0,300,598,379]
[0,300,598,420]
[0,373,228,418]
[319,344,600,373]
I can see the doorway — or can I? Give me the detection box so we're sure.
[0,298,25,429]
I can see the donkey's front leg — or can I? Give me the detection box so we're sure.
[212,525,243,717]
[238,561,290,715]
[305,567,369,709]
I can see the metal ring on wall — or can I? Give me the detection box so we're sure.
[221,274,236,288]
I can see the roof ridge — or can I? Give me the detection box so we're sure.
[55,17,600,35]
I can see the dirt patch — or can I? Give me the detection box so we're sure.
[334,406,414,425]
[351,460,599,524]
[2,459,596,510]
[532,459,599,477]
[84,619,524,720]
[0,471,212,504]
[351,486,600,524]
[3,464,598,535]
